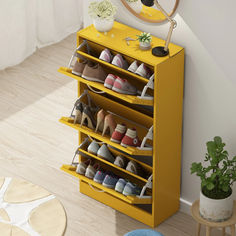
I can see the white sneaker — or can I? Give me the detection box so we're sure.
[87,141,100,155]
[128,60,139,73]
[99,48,113,63]
[135,63,152,79]
[112,54,129,70]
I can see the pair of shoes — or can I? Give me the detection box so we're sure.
[104,74,137,95]
[76,159,100,179]
[80,105,97,129]
[87,141,115,163]
[93,170,119,189]
[110,124,141,147]
[128,60,152,79]
[72,60,107,83]
[95,109,117,136]
[115,179,141,196]
[99,49,129,70]
[114,156,140,175]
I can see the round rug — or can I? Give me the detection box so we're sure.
[0,177,67,236]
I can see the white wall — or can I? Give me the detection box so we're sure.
[83,0,236,205]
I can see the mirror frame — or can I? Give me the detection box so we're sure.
[120,0,179,23]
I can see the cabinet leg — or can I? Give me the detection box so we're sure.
[231,225,235,236]
[222,227,225,236]
[197,223,201,236]
[206,226,211,236]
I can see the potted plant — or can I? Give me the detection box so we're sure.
[126,0,143,14]
[137,32,152,50]
[191,136,236,222]
[88,0,117,32]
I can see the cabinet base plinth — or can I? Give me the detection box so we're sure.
[79,180,154,227]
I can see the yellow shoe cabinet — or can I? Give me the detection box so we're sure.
[59,21,184,227]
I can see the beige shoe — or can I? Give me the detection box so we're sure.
[114,155,126,168]
[126,160,139,175]
[102,114,117,136]
[72,59,87,76]
[95,109,106,133]
[82,63,107,83]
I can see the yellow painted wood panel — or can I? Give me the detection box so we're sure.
[58,67,153,106]
[153,49,185,226]
[61,165,152,205]
[59,117,152,156]
[78,21,183,66]
[80,181,154,226]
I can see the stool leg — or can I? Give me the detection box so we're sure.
[231,225,235,236]
[206,226,211,236]
[222,227,225,236]
[197,223,201,236]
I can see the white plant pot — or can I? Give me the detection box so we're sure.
[199,190,233,222]
[139,41,151,50]
[126,0,143,14]
[93,18,114,32]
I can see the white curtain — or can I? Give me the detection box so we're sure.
[0,0,83,70]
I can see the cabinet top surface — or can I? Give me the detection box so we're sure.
[78,21,183,66]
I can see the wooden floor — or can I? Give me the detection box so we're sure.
[0,34,225,236]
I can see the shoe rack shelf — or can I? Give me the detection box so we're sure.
[61,165,152,205]
[78,149,151,183]
[76,51,149,83]
[59,21,184,227]
[59,117,152,156]
[58,67,153,105]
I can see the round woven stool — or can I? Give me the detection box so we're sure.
[124,229,164,236]
[191,200,236,236]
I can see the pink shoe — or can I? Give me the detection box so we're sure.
[121,128,141,147]
[99,48,113,63]
[110,124,127,143]
[112,54,129,70]
[135,63,152,79]
[112,77,137,95]
[104,74,117,89]
[128,60,139,73]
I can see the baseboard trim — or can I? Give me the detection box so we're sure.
[180,198,192,215]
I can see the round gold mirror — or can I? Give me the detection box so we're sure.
[121,0,179,23]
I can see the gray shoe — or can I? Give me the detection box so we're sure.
[112,77,137,95]
[102,174,119,189]
[97,144,115,163]
[122,182,141,196]
[87,141,100,155]
[115,178,127,193]
[93,170,107,184]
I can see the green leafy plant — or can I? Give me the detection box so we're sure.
[88,0,117,21]
[191,136,236,199]
[137,32,152,43]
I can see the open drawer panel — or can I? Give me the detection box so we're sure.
[61,165,152,205]
[79,149,150,184]
[77,51,150,84]
[59,117,152,156]
[58,67,153,106]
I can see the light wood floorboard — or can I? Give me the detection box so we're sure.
[0,33,225,236]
